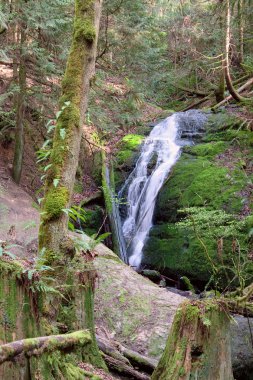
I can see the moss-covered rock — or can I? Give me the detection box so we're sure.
[114,134,144,189]
[143,111,253,286]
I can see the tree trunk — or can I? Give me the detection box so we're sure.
[152,300,234,380]
[39,0,102,259]
[36,0,105,377]
[212,76,253,109]
[224,0,245,102]
[238,0,244,65]
[12,23,26,184]
[215,70,225,103]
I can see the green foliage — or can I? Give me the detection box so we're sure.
[0,243,18,260]
[177,207,246,239]
[176,207,253,292]
[62,205,87,231]
[72,230,111,253]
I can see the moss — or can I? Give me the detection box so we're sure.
[74,18,96,42]
[120,134,144,150]
[116,150,134,166]
[155,154,246,223]
[180,276,195,292]
[115,134,144,168]
[183,141,228,157]
[142,226,214,283]
[92,151,102,186]
[44,186,69,220]
[152,300,231,380]
[74,180,83,193]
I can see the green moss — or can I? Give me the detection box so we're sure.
[120,134,144,150]
[115,135,143,171]
[142,225,214,283]
[74,18,96,42]
[156,155,246,222]
[116,150,133,166]
[183,141,228,157]
[180,276,195,292]
[44,186,69,220]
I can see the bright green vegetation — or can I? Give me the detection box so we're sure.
[114,133,144,189]
[115,134,144,167]
[44,186,69,220]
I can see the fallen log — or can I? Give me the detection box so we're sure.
[97,336,158,373]
[117,343,158,372]
[181,95,212,111]
[233,73,252,86]
[212,77,253,109]
[97,337,131,366]
[103,353,150,380]
[0,330,91,364]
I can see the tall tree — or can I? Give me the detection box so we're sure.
[12,6,26,183]
[224,0,245,101]
[39,0,102,259]
[37,0,106,376]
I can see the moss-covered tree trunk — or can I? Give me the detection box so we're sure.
[35,0,105,377]
[152,300,234,380]
[39,0,102,258]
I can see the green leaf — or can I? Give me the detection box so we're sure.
[60,128,66,140]
[56,110,62,119]
[28,270,34,281]
[44,163,52,172]
[53,178,60,188]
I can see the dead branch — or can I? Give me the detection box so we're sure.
[181,95,212,111]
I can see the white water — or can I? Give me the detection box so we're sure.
[121,114,181,268]
[118,110,208,268]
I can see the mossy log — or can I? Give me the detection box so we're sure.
[152,300,234,380]
[0,330,91,364]
[103,353,150,380]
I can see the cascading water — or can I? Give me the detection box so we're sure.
[119,110,207,268]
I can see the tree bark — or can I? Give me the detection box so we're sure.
[152,300,234,380]
[12,23,26,184]
[96,336,158,373]
[0,330,91,364]
[212,77,253,109]
[238,0,244,65]
[224,0,246,102]
[39,0,103,259]
[35,0,106,376]
[103,354,150,380]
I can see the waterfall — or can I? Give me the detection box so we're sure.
[119,110,207,268]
